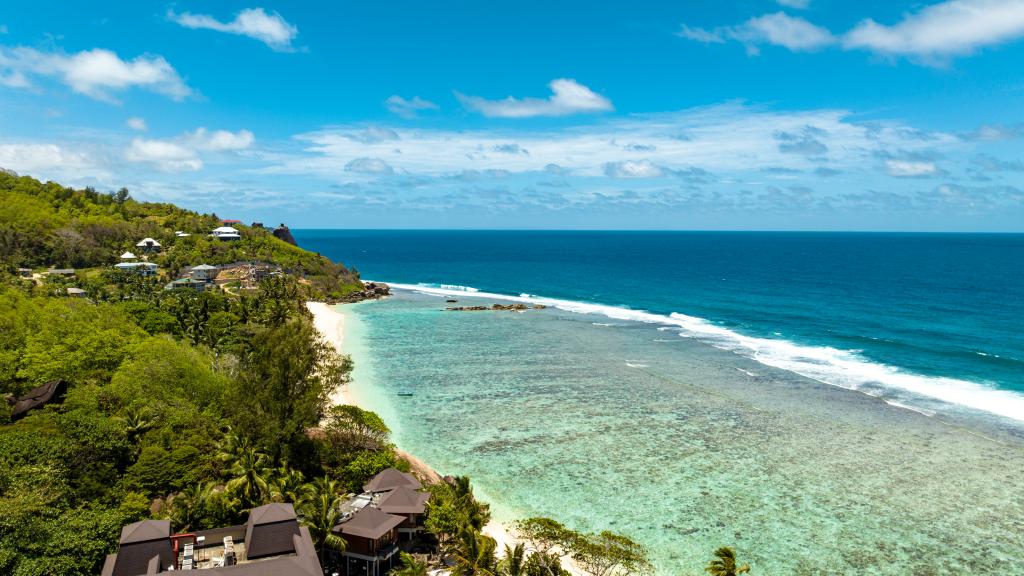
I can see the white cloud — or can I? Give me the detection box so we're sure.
[186,128,255,151]
[886,159,939,177]
[273,103,958,183]
[126,138,202,172]
[740,13,835,51]
[457,79,613,118]
[844,0,1024,59]
[0,46,190,102]
[604,160,665,179]
[345,157,394,175]
[777,0,810,8]
[169,8,299,51]
[385,95,439,118]
[679,13,834,53]
[0,143,96,173]
[127,117,147,131]
[677,24,726,43]
[124,128,254,172]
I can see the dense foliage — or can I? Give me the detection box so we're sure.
[0,171,363,300]
[0,174,392,575]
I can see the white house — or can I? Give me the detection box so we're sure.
[135,238,161,252]
[210,226,241,241]
[120,251,137,261]
[114,262,159,277]
[190,264,219,282]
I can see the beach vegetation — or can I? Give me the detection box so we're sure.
[395,552,431,576]
[704,547,750,576]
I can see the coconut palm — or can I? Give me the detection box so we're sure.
[298,481,346,563]
[394,552,429,576]
[268,465,309,504]
[451,529,497,576]
[225,446,271,508]
[705,547,750,576]
[498,543,526,576]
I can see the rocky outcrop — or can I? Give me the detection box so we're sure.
[272,223,297,246]
[446,303,546,312]
[348,281,391,301]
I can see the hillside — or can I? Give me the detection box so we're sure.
[0,170,364,301]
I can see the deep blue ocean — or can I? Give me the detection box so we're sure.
[294,230,1024,422]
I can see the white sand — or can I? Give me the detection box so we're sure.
[307,301,351,406]
[305,300,577,573]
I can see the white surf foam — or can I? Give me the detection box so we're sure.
[626,362,649,369]
[386,282,1024,423]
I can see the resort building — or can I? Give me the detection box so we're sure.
[163,278,210,292]
[175,231,191,238]
[115,262,159,277]
[333,507,404,576]
[329,468,431,575]
[66,287,87,298]
[100,503,323,576]
[120,251,137,261]
[46,268,76,277]
[190,264,219,282]
[211,226,241,241]
[136,238,162,252]
[16,267,31,278]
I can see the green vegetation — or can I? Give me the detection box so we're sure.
[0,171,363,300]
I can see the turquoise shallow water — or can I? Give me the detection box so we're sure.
[341,290,1024,575]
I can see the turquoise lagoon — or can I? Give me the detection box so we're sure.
[340,289,1024,576]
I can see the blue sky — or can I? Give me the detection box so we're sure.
[1,1,1023,230]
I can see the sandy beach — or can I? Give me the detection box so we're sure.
[306,300,525,559]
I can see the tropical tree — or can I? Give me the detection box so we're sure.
[498,543,526,576]
[704,547,750,576]
[225,446,271,508]
[513,517,575,576]
[268,465,309,504]
[394,552,429,576]
[451,528,498,576]
[571,531,652,576]
[298,479,346,563]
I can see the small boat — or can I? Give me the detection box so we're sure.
[446,299,458,303]
[397,391,414,397]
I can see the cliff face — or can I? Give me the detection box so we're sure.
[272,223,298,246]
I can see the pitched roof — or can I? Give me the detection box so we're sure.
[11,379,67,419]
[334,506,405,540]
[376,486,430,515]
[120,519,171,544]
[244,503,301,560]
[212,226,239,234]
[191,264,217,271]
[362,467,422,493]
[120,251,136,259]
[136,237,161,247]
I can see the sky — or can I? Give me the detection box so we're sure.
[1,1,1023,231]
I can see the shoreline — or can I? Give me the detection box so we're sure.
[306,300,526,559]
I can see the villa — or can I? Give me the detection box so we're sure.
[329,468,431,576]
[136,238,162,252]
[120,251,137,261]
[190,264,219,282]
[115,262,159,277]
[211,226,241,241]
[100,503,322,576]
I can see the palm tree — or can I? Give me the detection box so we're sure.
[268,465,309,504]
[451,529,497,576]
[393,552,429,576]
[298,480,346,563]
[498,543,526,576]
[225,446,271,508]
[705,547,750,576]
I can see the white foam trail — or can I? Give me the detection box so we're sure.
[626,363,649,368]
[386,282,1024,422]
[736,368,758,377]
[438,284,479,292]
[884,400,937,418]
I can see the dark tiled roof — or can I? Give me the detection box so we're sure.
[362,467,421,493]
[335,506,405,540]
[10,379,67,419]
[108,520,174,576]
[377,486,430,515]
[244,503,301,559]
